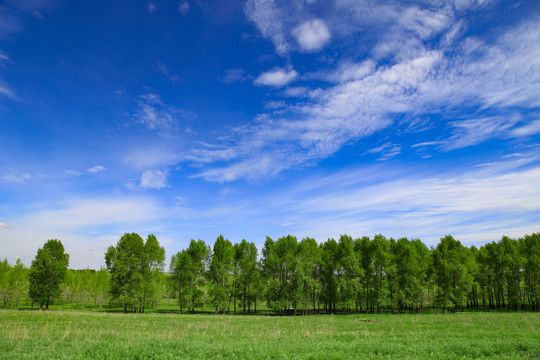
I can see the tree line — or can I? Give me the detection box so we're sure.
[1,232,538,314]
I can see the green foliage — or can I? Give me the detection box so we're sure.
[208,235,234,313]
[170,239,209,313]
[105,233,165,312]
[28,239,69,310]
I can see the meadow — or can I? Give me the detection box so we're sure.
[0,310,538,359]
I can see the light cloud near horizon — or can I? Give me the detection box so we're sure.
[3,154,538,269]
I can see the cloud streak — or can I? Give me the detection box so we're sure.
[186,10,540,182]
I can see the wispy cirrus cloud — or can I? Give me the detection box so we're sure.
[134,93,182,134]
[273,154,540,245]
[1,170,31,183]
[186,8,540,182]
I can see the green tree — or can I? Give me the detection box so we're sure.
[105,233,165,313]
[336,234,361,313]
[208,235,235,314]
[8,259,28,309]
[0,259,11,308]
[320,238,339,313]
[170,239,209,313]
[372,234,392,313]
[520,233,539,311]
[28,239,69,310]
[93,267,110,308]
[235,239,258,314]
[432,235,471,312]
[105,233,144,312]
[140,234,166,312]
[297,237,321,314]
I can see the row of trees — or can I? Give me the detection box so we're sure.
[1,232,538,314]
[166,232,540,314]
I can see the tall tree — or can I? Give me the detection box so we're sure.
[235,239,258,314]
[208,235,235,314]
[140,234,166,312]
[0,259,10,308]
[432,235,471,312]
[8,259,28,309]
[337,234,361,313]
[520,233,539,311]
[297,237,321,314]
[170,239,209,313]
[28,239,69,310]
[320,238,339,313]
[105,233,165,313]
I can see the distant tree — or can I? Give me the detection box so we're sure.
[297,237,321,314]
[371,235,392,313]
[93,267,110,308]
[320,238,339,313]
[432,235,471,312]
[521,233,540,311]
[105,233,144,312]
[28,239,69,310]
[140,234,166,312]
[8,259,28,308]
[0,259,10,308]
[105,233,165,313]
[170,239,209,313]
[336,234,361,314]
[355,236,374,312]
[208,235,234,314]
[235,239,258,314]
[275,235,299,314]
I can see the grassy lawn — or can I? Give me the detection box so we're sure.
[0,310,538,359]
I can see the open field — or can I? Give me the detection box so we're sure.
[0,311,538,359]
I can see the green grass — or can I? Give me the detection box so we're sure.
[0,310,538,359]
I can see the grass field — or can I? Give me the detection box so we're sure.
[0,310,538,359]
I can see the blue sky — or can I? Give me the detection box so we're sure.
[1,0,539,269]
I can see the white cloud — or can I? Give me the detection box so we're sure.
[0,83,16,99]
[443,116,519,151]
[148,2,157,13]
[244,0,292,55]
[398,7,452,40]
[135,93,180,134]
[365,142,402,160]
[293,19,331,52]
[254,67,298,87]
[189,7,540,182]
[511,120,540,137]
[122,147,181,170]
[0,222,15,229]
[275,156,540,245]
[140,170,169,189]
[87,165,106,173]
[179,1,190,16]
[0,195,177,268]
[1,170,31,183]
